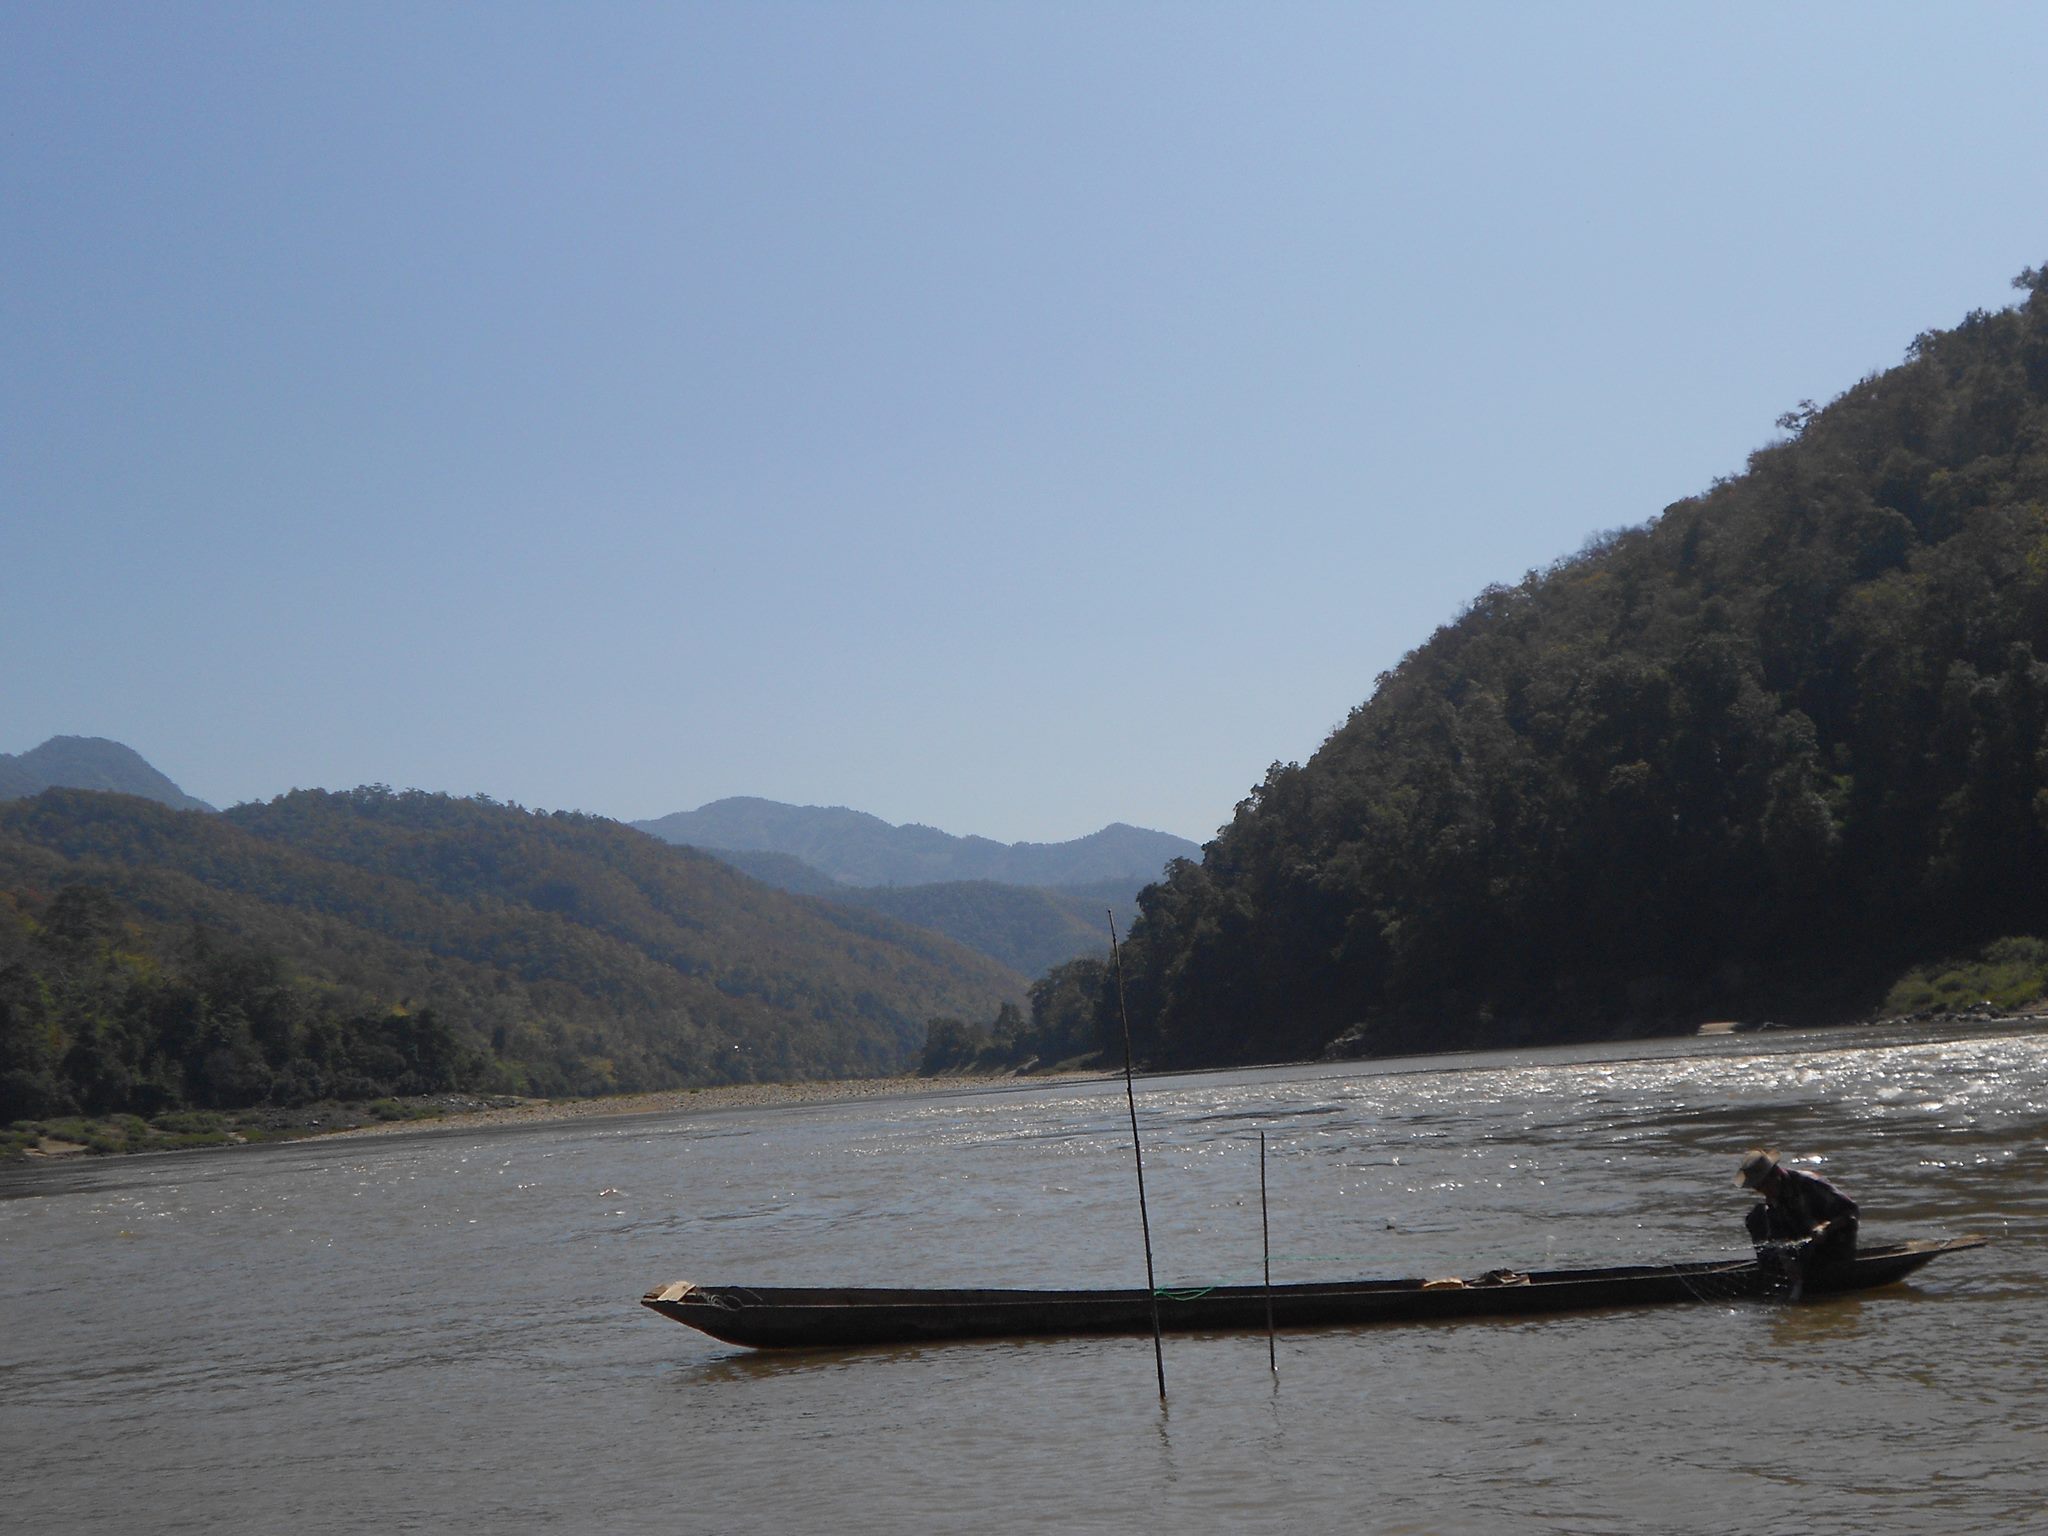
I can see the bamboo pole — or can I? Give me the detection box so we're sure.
[1107,912,1166,1402]
[1261,1130,1277,1377]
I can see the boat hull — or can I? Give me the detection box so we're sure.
[641,1235,1984,1350]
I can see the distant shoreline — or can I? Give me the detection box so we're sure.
[13,1004,2045,1164]
[324,1005,2048,1143]
[3,1071,1117,1163]
[312,1070,1118,1142]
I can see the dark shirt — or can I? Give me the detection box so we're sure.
[1769,1166,1858,1234]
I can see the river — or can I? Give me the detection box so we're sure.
[3,1020,2043,1534]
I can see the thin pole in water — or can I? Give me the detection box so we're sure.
[1261,1130,1277,1378]
[1107,912,1166,1403]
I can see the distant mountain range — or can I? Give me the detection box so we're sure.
[0,736,213,811]
[2,739,1192,989]
[632,796,1199,887]
[656,846,1149,978]
[632,798,1197,975]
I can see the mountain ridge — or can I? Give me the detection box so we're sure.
[0,736,213,812]
[0,743,1178,988]
[633,796,1199,887]
[693,845,1139,975]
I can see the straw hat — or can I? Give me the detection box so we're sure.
[1736,1149,1779,1189]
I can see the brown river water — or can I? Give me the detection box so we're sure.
[3,1021,2044,1534]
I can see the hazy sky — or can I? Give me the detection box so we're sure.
[6,4,2047,844]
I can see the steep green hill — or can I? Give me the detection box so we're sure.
[0,787,1024,1122]
[1115,266,2048,1065]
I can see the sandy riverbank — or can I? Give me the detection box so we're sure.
[315,1070,1116,1142]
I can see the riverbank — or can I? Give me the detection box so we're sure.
[13,1000,2045,1164]
[1,1071,1116,1162]
[316,1070,1115,1142]
[323,1004,2048,1142]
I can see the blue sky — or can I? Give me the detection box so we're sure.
[6,3,2047,844]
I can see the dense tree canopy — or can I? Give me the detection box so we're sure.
[917,956,1117,1075]
[1112,267,2048,1065]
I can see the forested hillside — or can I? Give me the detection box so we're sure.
[0,788,1024,1123]
[1113,267,2048,1065]
[703,846,848,894]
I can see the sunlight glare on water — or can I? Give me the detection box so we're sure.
[2,1020,2044,1534]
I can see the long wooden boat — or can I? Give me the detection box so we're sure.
[641,1235,1983,1350]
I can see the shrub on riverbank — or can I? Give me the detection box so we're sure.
[5,1111,241,1158]
[1883,936,2048,1016]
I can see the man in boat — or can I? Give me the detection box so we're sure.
[1737,1150,1858,1268]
